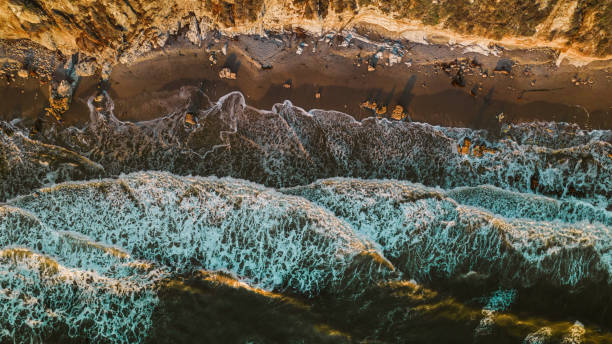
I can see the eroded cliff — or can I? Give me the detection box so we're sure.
[1,0,610,70]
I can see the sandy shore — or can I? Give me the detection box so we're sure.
[2,30,612,130]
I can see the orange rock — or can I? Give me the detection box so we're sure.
[376,105,387,116]
[458,138,471,155]
[185,113,196,125]
[360,100,377,111]
[391,105,405,120]
[458,138,497,157]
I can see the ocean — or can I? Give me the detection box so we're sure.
[0,90,610,343]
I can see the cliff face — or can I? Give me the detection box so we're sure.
[0,0,610,67]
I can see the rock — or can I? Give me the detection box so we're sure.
[458,138,471,155]
[222,42,228,55]
[219,67,236,79]
[185,113,197,125]
[283,80,292,89]
[389,54,401,66]
[186,16,201,46]
[315,91,321,99]
[75,59,97,77]
[17,69,28,78]
[155,32,169,48]
[360,100,377,111]
[0,0,609,70]
[296,42,307,55]
[391,105,406,120]
[56,80,72,97]
[100,63,112,81]
[367,65,375,72]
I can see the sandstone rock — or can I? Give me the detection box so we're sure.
[185,113,197,125]
[209,54,217,65]
[186,16,201,46]
[360,100,377,111]
[219,67,236,79]
[391,105,405,120]
[17,69,28,78]
[0,0,608,69]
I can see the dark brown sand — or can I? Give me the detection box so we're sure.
[2,33,612,130]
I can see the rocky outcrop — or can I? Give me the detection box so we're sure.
[0,0,610,70]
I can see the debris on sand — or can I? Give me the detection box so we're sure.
[209,53,217,65]
[451,70,466,87]
[296,42,307,55]
[494,58,514,75]
[470,85,479,97]
[219,67,236,80]
[389,53,402,66]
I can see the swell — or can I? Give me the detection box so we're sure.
[1,90,611,342]
[2,172,611,342]
[1,171,393,342]
[283,178,612,290]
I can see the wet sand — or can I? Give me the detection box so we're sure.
[89,33,612,131]
[2,32,612,131]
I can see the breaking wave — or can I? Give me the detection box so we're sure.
[1,172,392,342]
[283,178,612,289]
[23,90,610,208]
[0,90,611,342]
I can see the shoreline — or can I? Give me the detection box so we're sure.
[2,31,612,131]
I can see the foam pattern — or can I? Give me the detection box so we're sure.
[0,121,103,201]
[1,172,393,342]
[0,206,161,343]
[283,178,612,288]
[447,185,612,225]
[27,91,610,207]
[9,172,392,294]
